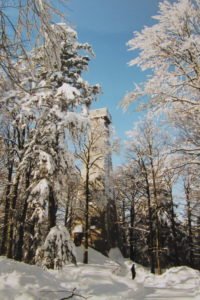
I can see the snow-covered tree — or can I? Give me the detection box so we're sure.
[0,0,68,84]
[35,225,77,269]
[123,0,200,113]
[121,0,200,271]
[0,22,100,267]
[125,116,177,274]
[0,87,31,256]
[182,168,200,269]
[123,0,200,166]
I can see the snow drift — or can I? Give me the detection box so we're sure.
[0,247,199,300]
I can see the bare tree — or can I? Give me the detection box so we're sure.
[73,115,115,263]
[74,123,107,263]
[183,167,200,269]
[125,117,172,274]
[113,163,141,260]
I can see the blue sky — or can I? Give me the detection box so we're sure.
[66,0,161,164]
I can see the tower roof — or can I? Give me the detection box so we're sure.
[89,108,111,124]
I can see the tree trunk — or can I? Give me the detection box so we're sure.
[121,199,127,256]
[14,164,32,261]
[169,187,179,266]
[129,201,135,261]
[147,184,155,274]
[83,166,89,264]
[64,186,73,233]
[64,193,70,227]
[23,222,35,264]
[48,186,57,229]
[185,183,194,268]
[6,175,20,258]
[141,159,155,274]
[150,153,161,275]
[0,163,13,255]
[14,197,29,261]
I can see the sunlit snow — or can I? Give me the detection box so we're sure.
[0,247,199,300]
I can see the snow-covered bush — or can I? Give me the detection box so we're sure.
[36,225,77,269]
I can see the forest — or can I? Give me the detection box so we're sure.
[0,0,199,281]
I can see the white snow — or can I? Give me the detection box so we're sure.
[30,178,49,199]
[144,266,200,300]
[72,224,83,233]
[36,225,76,269]
[38,150,55,175]
[27,178,50,223]
[56,83,80,100]
[0,247,199,300]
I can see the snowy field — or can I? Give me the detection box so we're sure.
[0,247,199,300]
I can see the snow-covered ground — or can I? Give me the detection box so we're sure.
[0,247,199,300]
